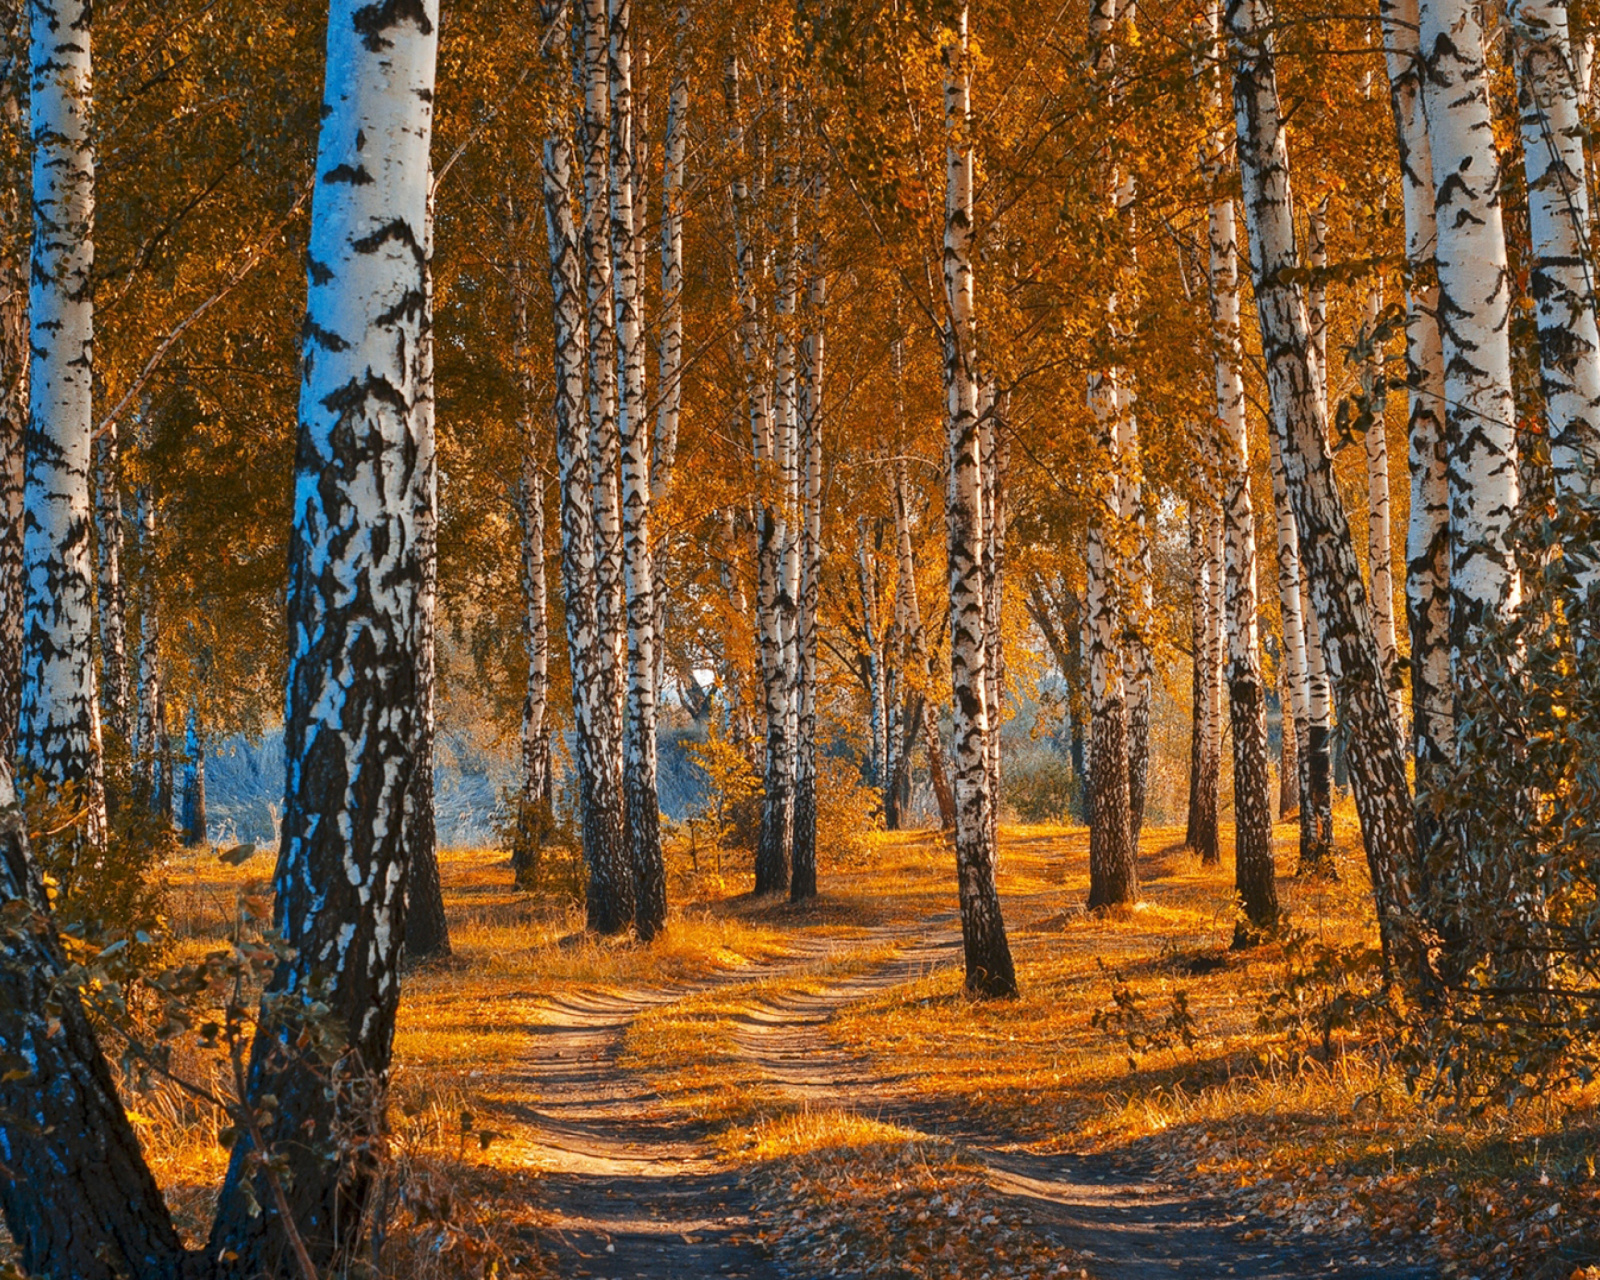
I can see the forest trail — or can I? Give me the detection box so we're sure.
[518,909,1439,1280]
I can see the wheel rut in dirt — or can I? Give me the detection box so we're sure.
[727,923,1439,1280]
[513,935,856,1279]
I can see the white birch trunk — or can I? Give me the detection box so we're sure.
[1417,0,1522,671]
[133,484,160,808]
[1509,0,1600,561]
[209,1,438,1265]
[1361,283,1401,727]
[1227,0,1420,973]
[509,237,551,844]
[0,24,22,765]
[791,215,823,902]
[18,0,104,841]
[609,0,665,937]
[941,6,1015,997]
[893,458,958,828]
[1381,0,1452,789]
[653,5,687,506]
[94,424,127,745]
[576,0,633,932]
[547,14,631,936]
[1203,7,1278,930]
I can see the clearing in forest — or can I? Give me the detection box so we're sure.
[126,816,1600,1280]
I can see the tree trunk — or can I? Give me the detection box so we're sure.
[545,26,632,936]
[1361,281,1401,727]
[1265,377,1314,845]
[1418,0,1521,674]
[510,229,552,879]
[94,422,128,747]
[207,2,438,1269]
[405,181,450,962]
[180,707,206,847]
[791,209,824,902]
[942,7,1016,998]
[856,521,889,800]
[980,386,1007,845]
[1380,0,1451,843]
[577,0,634,933]
[609,0,666,938]
[893,458,958,829]
[1226,0,1420,976]
[0,760,186,1280]
[1299,197,1336,872]
[1202,26,1278,933]
[1185,501,1222,862]
[1277,658,1299,816]
[17,0,104,845]
[0,14,23,768]
[653,6,687,508]
[1122,420,1152,850]
[134,484,161,809]
[1510,0,1600,537]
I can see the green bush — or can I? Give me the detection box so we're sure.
[1002,749,1078,824]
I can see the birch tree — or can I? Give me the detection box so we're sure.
[0,15,20,765]
[792,201,824,902]
[1085,0,1137,909]
[1205,0,1277,934]
[0,758,185,1279]
[94,426,128,743]
[17,0,105,842]
[547,4,632,935]
[941,4,1016,997]
[510,229,552,876]
[1508,0,1600,576]
[1380,0,1451,821]
[1417,0,1521,672]
[207,0,440,1267]
[1226,0,1419,973]
[609,0,666,936]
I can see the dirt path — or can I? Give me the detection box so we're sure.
[728,925,1438,1280]
[519,921,1438,1280]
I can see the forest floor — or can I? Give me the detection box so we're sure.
[135,819,1600,1279]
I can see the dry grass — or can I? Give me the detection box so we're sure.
[46,813,1600,1279]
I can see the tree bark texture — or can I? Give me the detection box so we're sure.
[577,0,634,932]
[18,0,104,843]
[403,182,449,962]
[1185,497,1222,863]
[942,8,1016,997]
[1417,0,1522,675]
[1509,0,1600,539]
[0,759,186,1280]
[894,459,958,830]
[180,707,206,847]
[545,48,632,935]
[1381,0,1452,834]
[1202,45,1278,932]
[94,421,128,745]
[791,216,823,902]
[510,240,552,873]
[1227,0,1420,973]
[609,0,666,937]
[208,5,439,1269]
[0,14,23,766]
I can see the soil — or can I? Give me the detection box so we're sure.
[519,917,1439,1280]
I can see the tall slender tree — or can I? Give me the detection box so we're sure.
[941,4,1016,997]
[17,0,105,843]
[609,0,666,936]
[1380,0,1451,837]
[1226,0,1420,974]
[208,0,440,1268]
[1205,0,1277,936]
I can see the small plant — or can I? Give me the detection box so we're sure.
[1090,958,1200,1070]
[1255,928,1393,1072]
